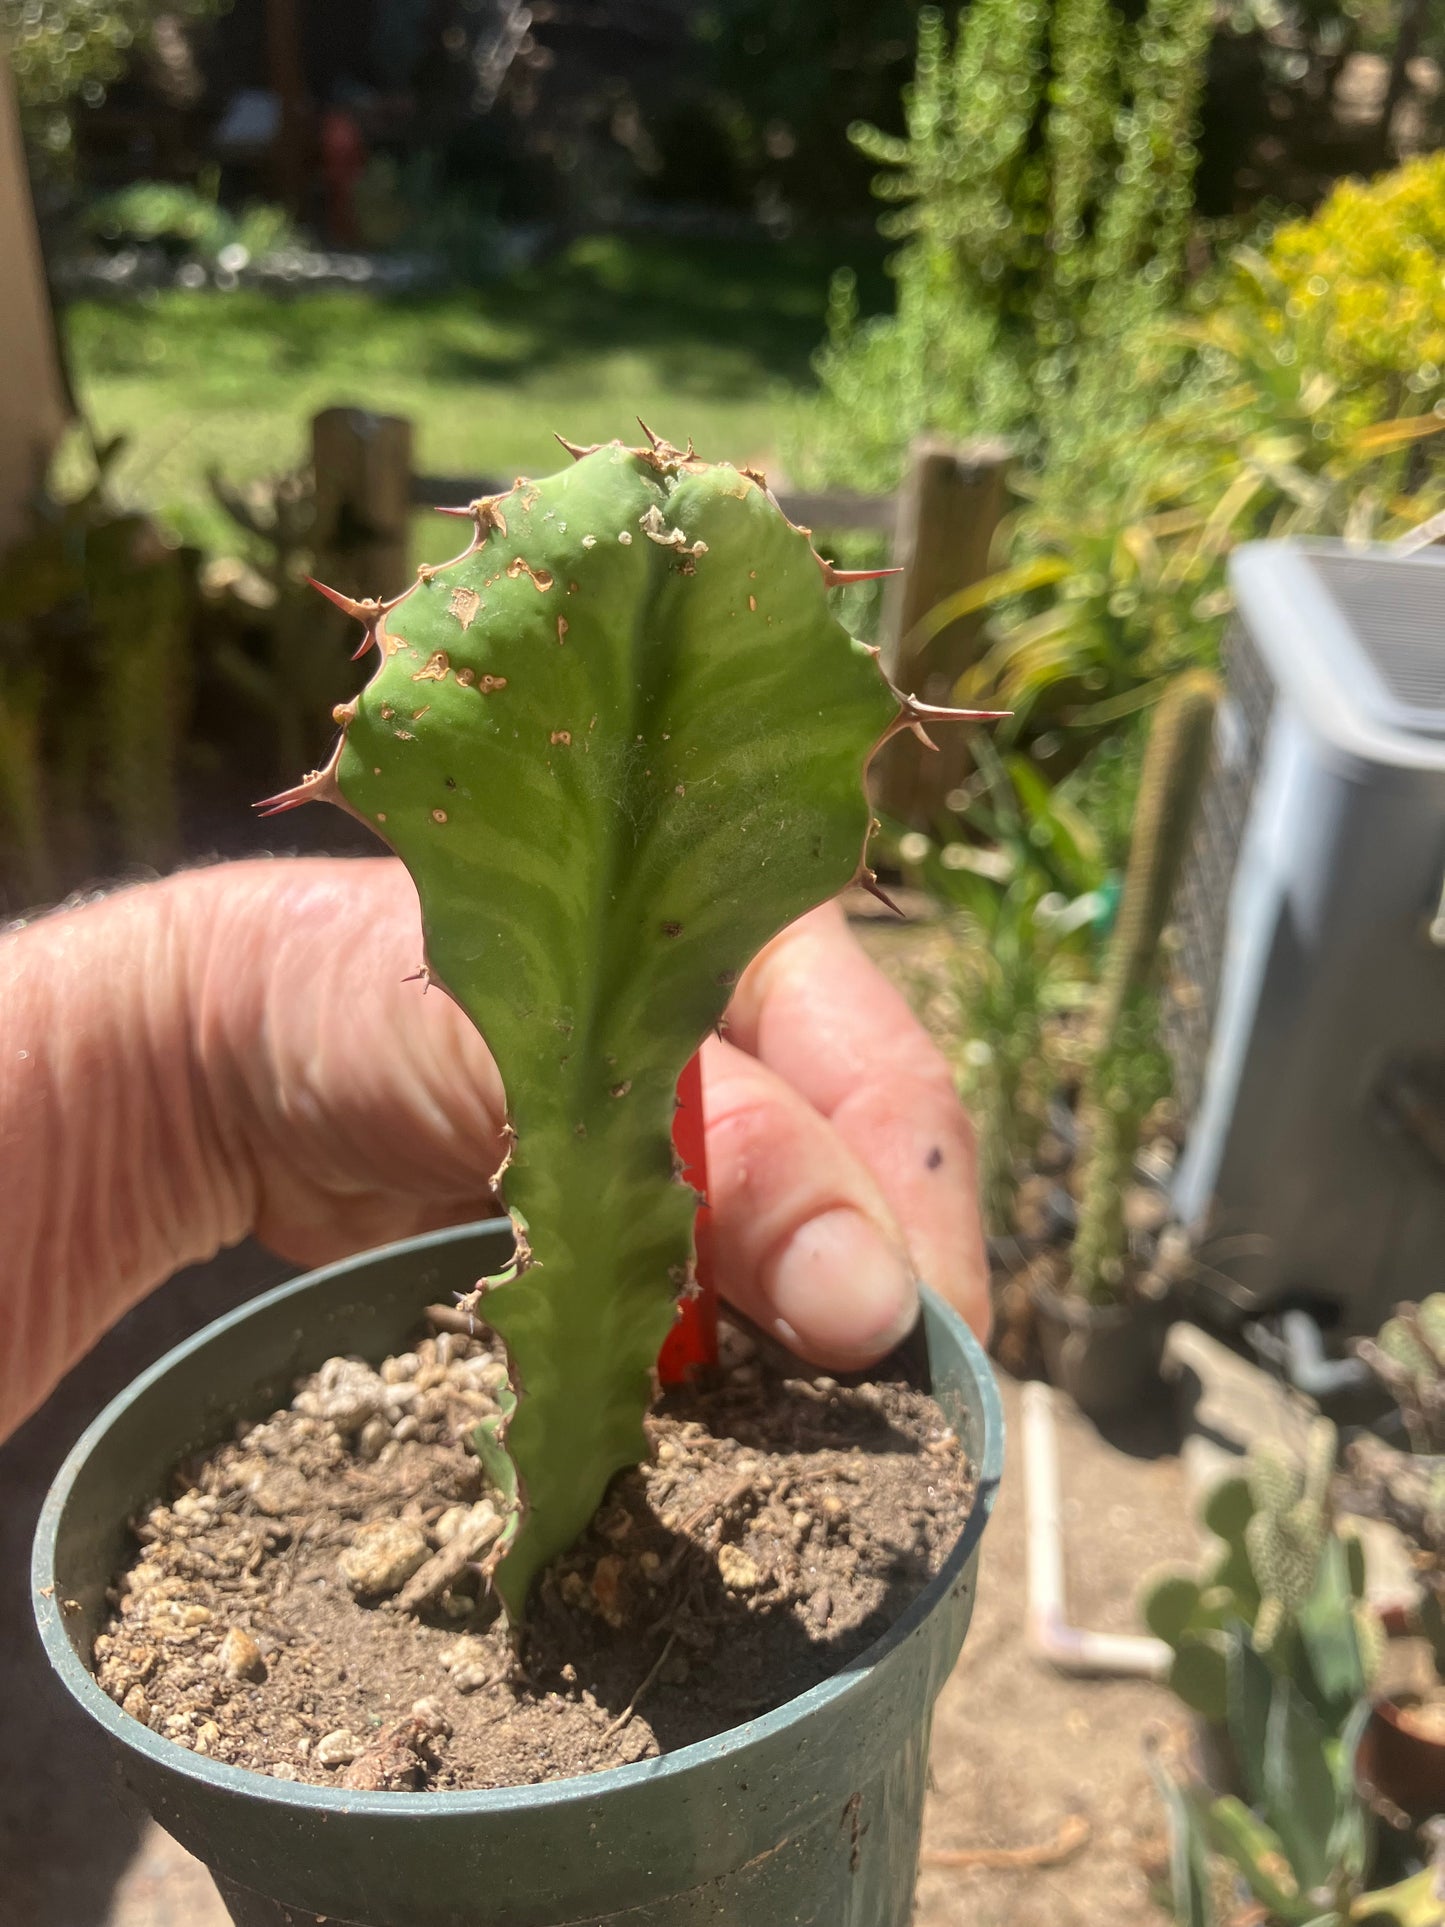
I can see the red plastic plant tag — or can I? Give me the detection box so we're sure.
[658,1047,718,1382]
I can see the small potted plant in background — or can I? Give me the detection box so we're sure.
[34,430,1005,1927]
[1030,668,1219,1422]
[1344,1297,1445,1820]
[1144,1423,1445,1926]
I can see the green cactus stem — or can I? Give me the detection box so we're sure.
[1245,1419,1336,1657]
[1358,1294,1445,1453]
[260,430,999,1619]
[1070,669,1218,1304]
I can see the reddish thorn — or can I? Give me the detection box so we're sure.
[401,965,433,993]
[253,769,335,817]
[859,871,907,918]
[636,418,661,448]
[433,504,476,518]
[555,434,595,462]
[349,625,378,662]
[305,576,374,620]
[909,719,941,753]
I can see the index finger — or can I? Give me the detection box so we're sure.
[725,900,990,1339]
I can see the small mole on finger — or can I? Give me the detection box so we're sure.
[926,1146,943,1171]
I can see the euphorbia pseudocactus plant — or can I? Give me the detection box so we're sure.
[261,429,1000,1620]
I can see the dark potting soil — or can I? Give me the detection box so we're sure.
[93,1318,973,1793]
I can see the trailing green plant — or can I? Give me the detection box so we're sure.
[262,429,993,1620]
[0,433,194,910]
[1069,670,1217,1304]
[792,0,1214,488]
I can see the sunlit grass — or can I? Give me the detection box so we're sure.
[58,231,889,560]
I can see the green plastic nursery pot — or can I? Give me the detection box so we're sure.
[34,1220,1003,1927]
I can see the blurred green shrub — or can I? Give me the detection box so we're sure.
[903,736,1102,1232]
[0,434,197,909]
[83,176,297,271]
[946,155,1445,747]
[791,0,1214,487]
[1238,149,1445,432]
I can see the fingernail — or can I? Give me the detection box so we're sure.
[767,1207,919,1367]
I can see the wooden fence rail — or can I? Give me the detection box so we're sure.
[314,407,1013,829]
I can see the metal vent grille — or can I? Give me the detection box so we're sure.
[1164,620,1275,1113]
[1309,551,1445,722]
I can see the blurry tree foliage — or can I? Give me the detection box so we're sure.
[950,153,1445,752]
[684,0,948,217]
[2,0,226,167]
[1239,147,1445,429]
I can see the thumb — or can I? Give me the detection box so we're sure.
[700,1034,920,1368]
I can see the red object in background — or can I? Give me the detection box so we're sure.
[657,1049,718,1382]
[319,107,367,246]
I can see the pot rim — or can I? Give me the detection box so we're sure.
[33,1218,1003,1820]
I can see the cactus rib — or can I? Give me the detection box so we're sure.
[263,433,996,1617]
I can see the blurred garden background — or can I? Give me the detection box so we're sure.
[9,5,1445,1919]
[8,0,1445,1263]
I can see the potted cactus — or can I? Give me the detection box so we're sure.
[1031,668,1219,1422]
[34,432,1004,1927]
[1345,1298,1445,1818]
[1151,1619,1443,1927]
[1143,1423,1445,1926]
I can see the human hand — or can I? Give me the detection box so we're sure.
[1,858,986,1436]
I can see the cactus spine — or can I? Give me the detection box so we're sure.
[262,431,996,1619]
[1070,669,1218,1303]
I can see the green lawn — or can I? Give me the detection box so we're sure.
[58,231,888,562]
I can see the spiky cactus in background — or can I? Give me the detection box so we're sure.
[1069,669,1218,1303]
[261,429,997,1619]
[1142,1419,1377,1725]
[1358,1295,1445,1455]
[1247,1419,1336,1656]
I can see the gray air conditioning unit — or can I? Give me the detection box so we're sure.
[1167,539,1445,1334]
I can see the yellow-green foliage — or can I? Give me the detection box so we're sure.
[1246,151,1445,428]
[948,160,1445,742]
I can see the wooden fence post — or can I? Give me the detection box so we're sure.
[874,435,1012,830]
[310,406,414,604]
[0,63,69,551]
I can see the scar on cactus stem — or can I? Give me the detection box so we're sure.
[256,432,1005,1620]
